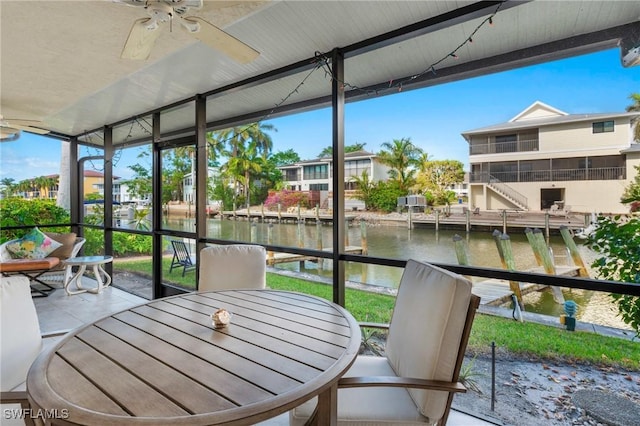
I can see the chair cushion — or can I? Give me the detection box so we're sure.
[5,227,62,260]
[290,356,429,426]
[0,276,43,391]
[198,244,266,291]
[386,260,472,422]
[44,232,77,260]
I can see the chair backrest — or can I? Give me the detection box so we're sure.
[171,240,193,265]
[386,260,474,421]
[198,244,266,291]
[0,275,43,391]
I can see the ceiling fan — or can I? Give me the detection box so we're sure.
[116,0,260,63]
[0,115,50,142]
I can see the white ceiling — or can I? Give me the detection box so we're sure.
[2,0,639,146]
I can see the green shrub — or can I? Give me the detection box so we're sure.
[0,198,70,242]
[369,181,405,213]
[588,215,640,338]
[84,229,154,257]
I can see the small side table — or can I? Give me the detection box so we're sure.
[63,255,113,295]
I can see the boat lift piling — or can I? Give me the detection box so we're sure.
[492,230,525,312]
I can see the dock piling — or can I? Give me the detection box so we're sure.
[528,228,565,304]
[559,225,589,277]
[493,231,525,313]
[360,221,368,255]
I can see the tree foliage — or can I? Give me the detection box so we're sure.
[588,215,640,338]
[368,180,406,213]
[414,159,465,205]
[627,92,640,143]
[268,149,300,167]
[377,137,423,193]
[621,164,640,207]
[0,198,70,242]
[318,143,367,158]
[350,171,376,210]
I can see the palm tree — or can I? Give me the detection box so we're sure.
[626,93,640,142]
[377,137,423,192]
[224,141,263,206]
[0,178,15,197]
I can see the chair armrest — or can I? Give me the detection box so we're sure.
[359,322,389,330]
[0,390,28,403]
[338,376,467,393]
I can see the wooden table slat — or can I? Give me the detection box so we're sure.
[197,291,349,326]
[182,294,352,343]
[57,338,190,417]
[96,317,275,403]
[154,301,339,368]
[113,310,305,392]
[167,297,347,358]
[77,326,238,413]
[47,356,129,416]
[129,305,324,382]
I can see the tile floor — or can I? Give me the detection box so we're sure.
[26,281,495,426]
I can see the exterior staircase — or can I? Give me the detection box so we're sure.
[486,175,528,210]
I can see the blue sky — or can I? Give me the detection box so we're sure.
[1,47,638,182]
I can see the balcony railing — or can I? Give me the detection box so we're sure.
[471,167,626,183]
[469,138,539,155]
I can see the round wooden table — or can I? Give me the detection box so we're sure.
[63,255,113,295]
[27,289,361,425]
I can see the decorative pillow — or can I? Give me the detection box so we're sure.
[44,232,77,260]
[6,228,62,260]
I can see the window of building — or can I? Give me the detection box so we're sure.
[303,164,328,180]
[284,169,299,181]
[592,120,614,133]
[309,183,328,191]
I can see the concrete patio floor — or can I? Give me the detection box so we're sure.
[28,281,497,426]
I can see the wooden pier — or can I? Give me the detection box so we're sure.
[221,208,356,224]
[266,246,364,266]
[472,265,581,306]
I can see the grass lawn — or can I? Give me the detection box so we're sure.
[114,257,639,370]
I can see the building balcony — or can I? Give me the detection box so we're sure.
[471,167,626,183]
[469,138,539,155]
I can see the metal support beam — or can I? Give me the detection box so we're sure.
[69,138,79,234]
[152,112,163,299]
[331,48,346,307]
[195,95,208,289]
[103,126,114,278]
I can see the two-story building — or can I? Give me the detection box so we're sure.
[278,150,391,210]
[463,101,640,214]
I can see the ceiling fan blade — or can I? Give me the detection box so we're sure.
[121,18,162,60]
[10,124,50,135]
[181,16,259,64]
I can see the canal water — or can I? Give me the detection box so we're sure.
[164,217,628,329]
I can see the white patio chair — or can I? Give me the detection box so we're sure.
[290,259,480,426]
[0,276,67,425]
[198,244,266,291]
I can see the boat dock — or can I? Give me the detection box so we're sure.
[221,208,356,224]
[266,246,364,266]
[472,265,581,306]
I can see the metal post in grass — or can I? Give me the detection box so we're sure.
[491,341,496,411]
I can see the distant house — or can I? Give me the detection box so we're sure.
[463,101,640,214]
[278,150,391,210]
[182,167,220,205]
